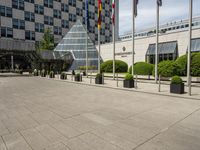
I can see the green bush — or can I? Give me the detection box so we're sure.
[155,60,177,77]
[75,73,80,78]
[101,60,128,73]
[124,73,133,80]
[129,62,154,75]
[171,76,183,84]
[191,52,200,76]
[174,55,187,76]
[96,73,102,78]
[49,71,55,78]
[60,72,67,80]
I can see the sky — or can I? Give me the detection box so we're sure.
[119,0,200,36]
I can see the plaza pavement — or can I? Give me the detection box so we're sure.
[0,76,200,150]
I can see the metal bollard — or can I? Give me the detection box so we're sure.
[71,74,73,81]
[158,75,161,92]
[135,74,138,89]
[90,72,92,84]
[66,74,67,80]
[102,73,104,84]
[116,73,119,87]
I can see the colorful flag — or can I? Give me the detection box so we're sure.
[98,0,102,29]
[134,0,139,17]
[112,0,115,24]
[157,0,162,6]
[85,0,89,30]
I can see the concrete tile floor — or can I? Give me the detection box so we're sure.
[0,77,200,150]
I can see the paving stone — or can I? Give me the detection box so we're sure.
[20,128,51,150]
[2,118,24,133]
[0,121,9,136]
[50,121,81,139]
[35,124,68,143]
[44,143,69,150]
[0,137,6,150]
[3,132,32,150]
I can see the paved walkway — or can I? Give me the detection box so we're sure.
[0,77,200,150]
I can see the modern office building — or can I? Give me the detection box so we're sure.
[99,16,200,67]
[0,0,118,52]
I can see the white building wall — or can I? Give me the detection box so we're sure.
[98,27,200,67]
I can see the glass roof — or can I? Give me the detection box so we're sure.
[54,20,98,70]
[146,41,177,55]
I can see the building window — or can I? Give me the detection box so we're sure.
[69,14,76,22]
[24,0,34,3]
[1,27,13,38]
[44,16,53,25]
[61,3,68,12]
[35,4,44,14]
[54,26,62,35]
[35,23,44,32]
[13,19,25,29]
[25,31,35,40]
[12,0,24,10]
[44,0,53,8]
[62,20,69,28]
[53,9,61,19]
[0,6,12,17]
[76,8,82,16]
[69,0,76,7]
[25,11,35,22]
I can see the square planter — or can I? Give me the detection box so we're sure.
[82,72,86,76]
[60,74,67,80]
[170,83,184,94]
[95,76,103,84]
[75,76,82,82]
[123,80,134,88]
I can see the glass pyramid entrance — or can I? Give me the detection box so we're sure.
[54,20,98,70]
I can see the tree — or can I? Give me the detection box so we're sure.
[39,28,54,51]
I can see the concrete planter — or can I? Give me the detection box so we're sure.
[170,83,184,94]
[123,80,134,88]
[75,75,82,82]
[95,76,103,84]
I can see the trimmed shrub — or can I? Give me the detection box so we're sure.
[124,73,133,80]
[171,76,183,84]
[129,62,154,75]
[174,55,187,76]
[96,73,102,78]
[191,52,200,76]
[101,60,128,73]
[75,73,80,78]
[49,71,55,78]
[60,72,67,80]
[155,60,177,77]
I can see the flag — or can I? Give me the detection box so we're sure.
[134,0,139,17]
[98,0,102,29]
[112,0,115,24]
[157,0,162,6]
[85,0,89,30]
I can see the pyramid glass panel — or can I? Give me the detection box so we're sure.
[54,20,99,70]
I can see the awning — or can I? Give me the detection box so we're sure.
[146,41,177,55]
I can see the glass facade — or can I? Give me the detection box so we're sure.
[54,20,99,70]
[191,38,200,52]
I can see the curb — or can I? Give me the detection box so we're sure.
[38,77,200,101]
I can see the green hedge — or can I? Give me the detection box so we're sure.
[129,62,154,75]
[174,52,200,76]
[171,76,183,84]
[100,60,128,73]
[191,52,200,76]
[155,60,177,77]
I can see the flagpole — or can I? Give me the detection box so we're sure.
[187,0,193,96]
[112,0,116,80]
[85,0,88,77]
[155,1,159,83]
[132,0,135,76]
[98,28,101,73]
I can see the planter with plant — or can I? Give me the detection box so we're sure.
[60,72,67,80]
[75,73,82,82]
[49,71,55,78]
[123,73,134,88]
[95,73,103,84]
[170,76,184,94]
[41,69,46,77]
[33,69,38,76]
